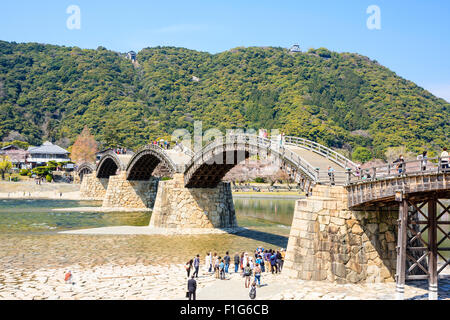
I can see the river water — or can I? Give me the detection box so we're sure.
[0,197,297,272]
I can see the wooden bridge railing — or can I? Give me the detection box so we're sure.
[346,157,450,185]
[284,136,358,171]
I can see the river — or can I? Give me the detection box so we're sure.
[0,197,298,272]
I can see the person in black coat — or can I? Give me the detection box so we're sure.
[187,275,197,300]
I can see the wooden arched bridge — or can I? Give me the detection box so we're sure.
[78,133,358,190]
[77,133,449,298]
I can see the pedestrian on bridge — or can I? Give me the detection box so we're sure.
[441,147,449,171]
[393,155,405,174]
[417,151,428,171]
[327,166,335,185]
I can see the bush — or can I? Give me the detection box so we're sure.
[45,174,53,183]
[19,169,29,176]
[254,177,265,183]
[352,147,373,163]
[161,177,172,181]
[27,171,32,177]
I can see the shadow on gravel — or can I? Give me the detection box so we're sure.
[234,229,289,248]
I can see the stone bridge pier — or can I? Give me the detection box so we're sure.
[283,185,398,284]
[102,172,160,209]
[149,174,238,229]
[79,172,109,200]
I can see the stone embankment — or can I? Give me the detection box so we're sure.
[284,185,398,284]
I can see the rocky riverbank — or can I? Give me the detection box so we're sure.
[1,263,448,300]
[0,181,81,200]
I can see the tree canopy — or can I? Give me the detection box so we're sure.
[0,41,448,160]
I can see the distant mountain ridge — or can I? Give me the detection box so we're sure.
[0,41,448,159]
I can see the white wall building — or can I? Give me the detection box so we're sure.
[27,141,70,167]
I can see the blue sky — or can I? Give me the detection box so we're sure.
[1,1,449,101]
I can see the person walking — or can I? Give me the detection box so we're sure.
[205,252,212,273]
[212,252,217,274]
[327,166,335,185]
[64,270,72,284]
[264,250,271,273]
[270,252,278,274]
[393,155,405,174]
[224,251,230,273]
[193,254,200,278]
[276,250,282,272]
[417,151,428,171]
[243,253,249,270]
[243,263,252,288]
[249,256,254,269]
[256,254,264,273]
[254,263,262,287]
[185,259,193,278]
[441,147,449,171]
[280,249,286,271]
[214,255,220,279]
[234,252,240,273]
[219,259,225,280]
[187,275,197,300]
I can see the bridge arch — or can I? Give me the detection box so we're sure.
[126,145,177,180]
[183,135,319,188]
[77,162,95,182]
[96,152,127,179]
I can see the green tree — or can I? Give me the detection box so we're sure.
[352,147,373,163]
[0,156,12,180]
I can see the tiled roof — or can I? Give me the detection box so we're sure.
[28,141,69,154]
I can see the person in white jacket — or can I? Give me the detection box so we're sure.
[441,147,449,171]
[205,252,212,273]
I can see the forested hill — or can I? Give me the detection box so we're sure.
[0,41,448,159]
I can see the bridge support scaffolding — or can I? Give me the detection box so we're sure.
[149,174,238,229]
[395,195,449,300]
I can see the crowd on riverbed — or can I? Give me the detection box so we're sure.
[184,246,286,299]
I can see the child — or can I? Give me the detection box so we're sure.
[64,270,72,284]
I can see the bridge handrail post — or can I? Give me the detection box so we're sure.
[346,168,352,184]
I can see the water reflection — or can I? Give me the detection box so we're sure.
[0,197,297,271]
[234,197,297,226]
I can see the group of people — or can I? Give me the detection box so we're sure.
[353,147,449,180]
[152,139,170,149]
[185,247,286,300]
[113,147,128,155]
